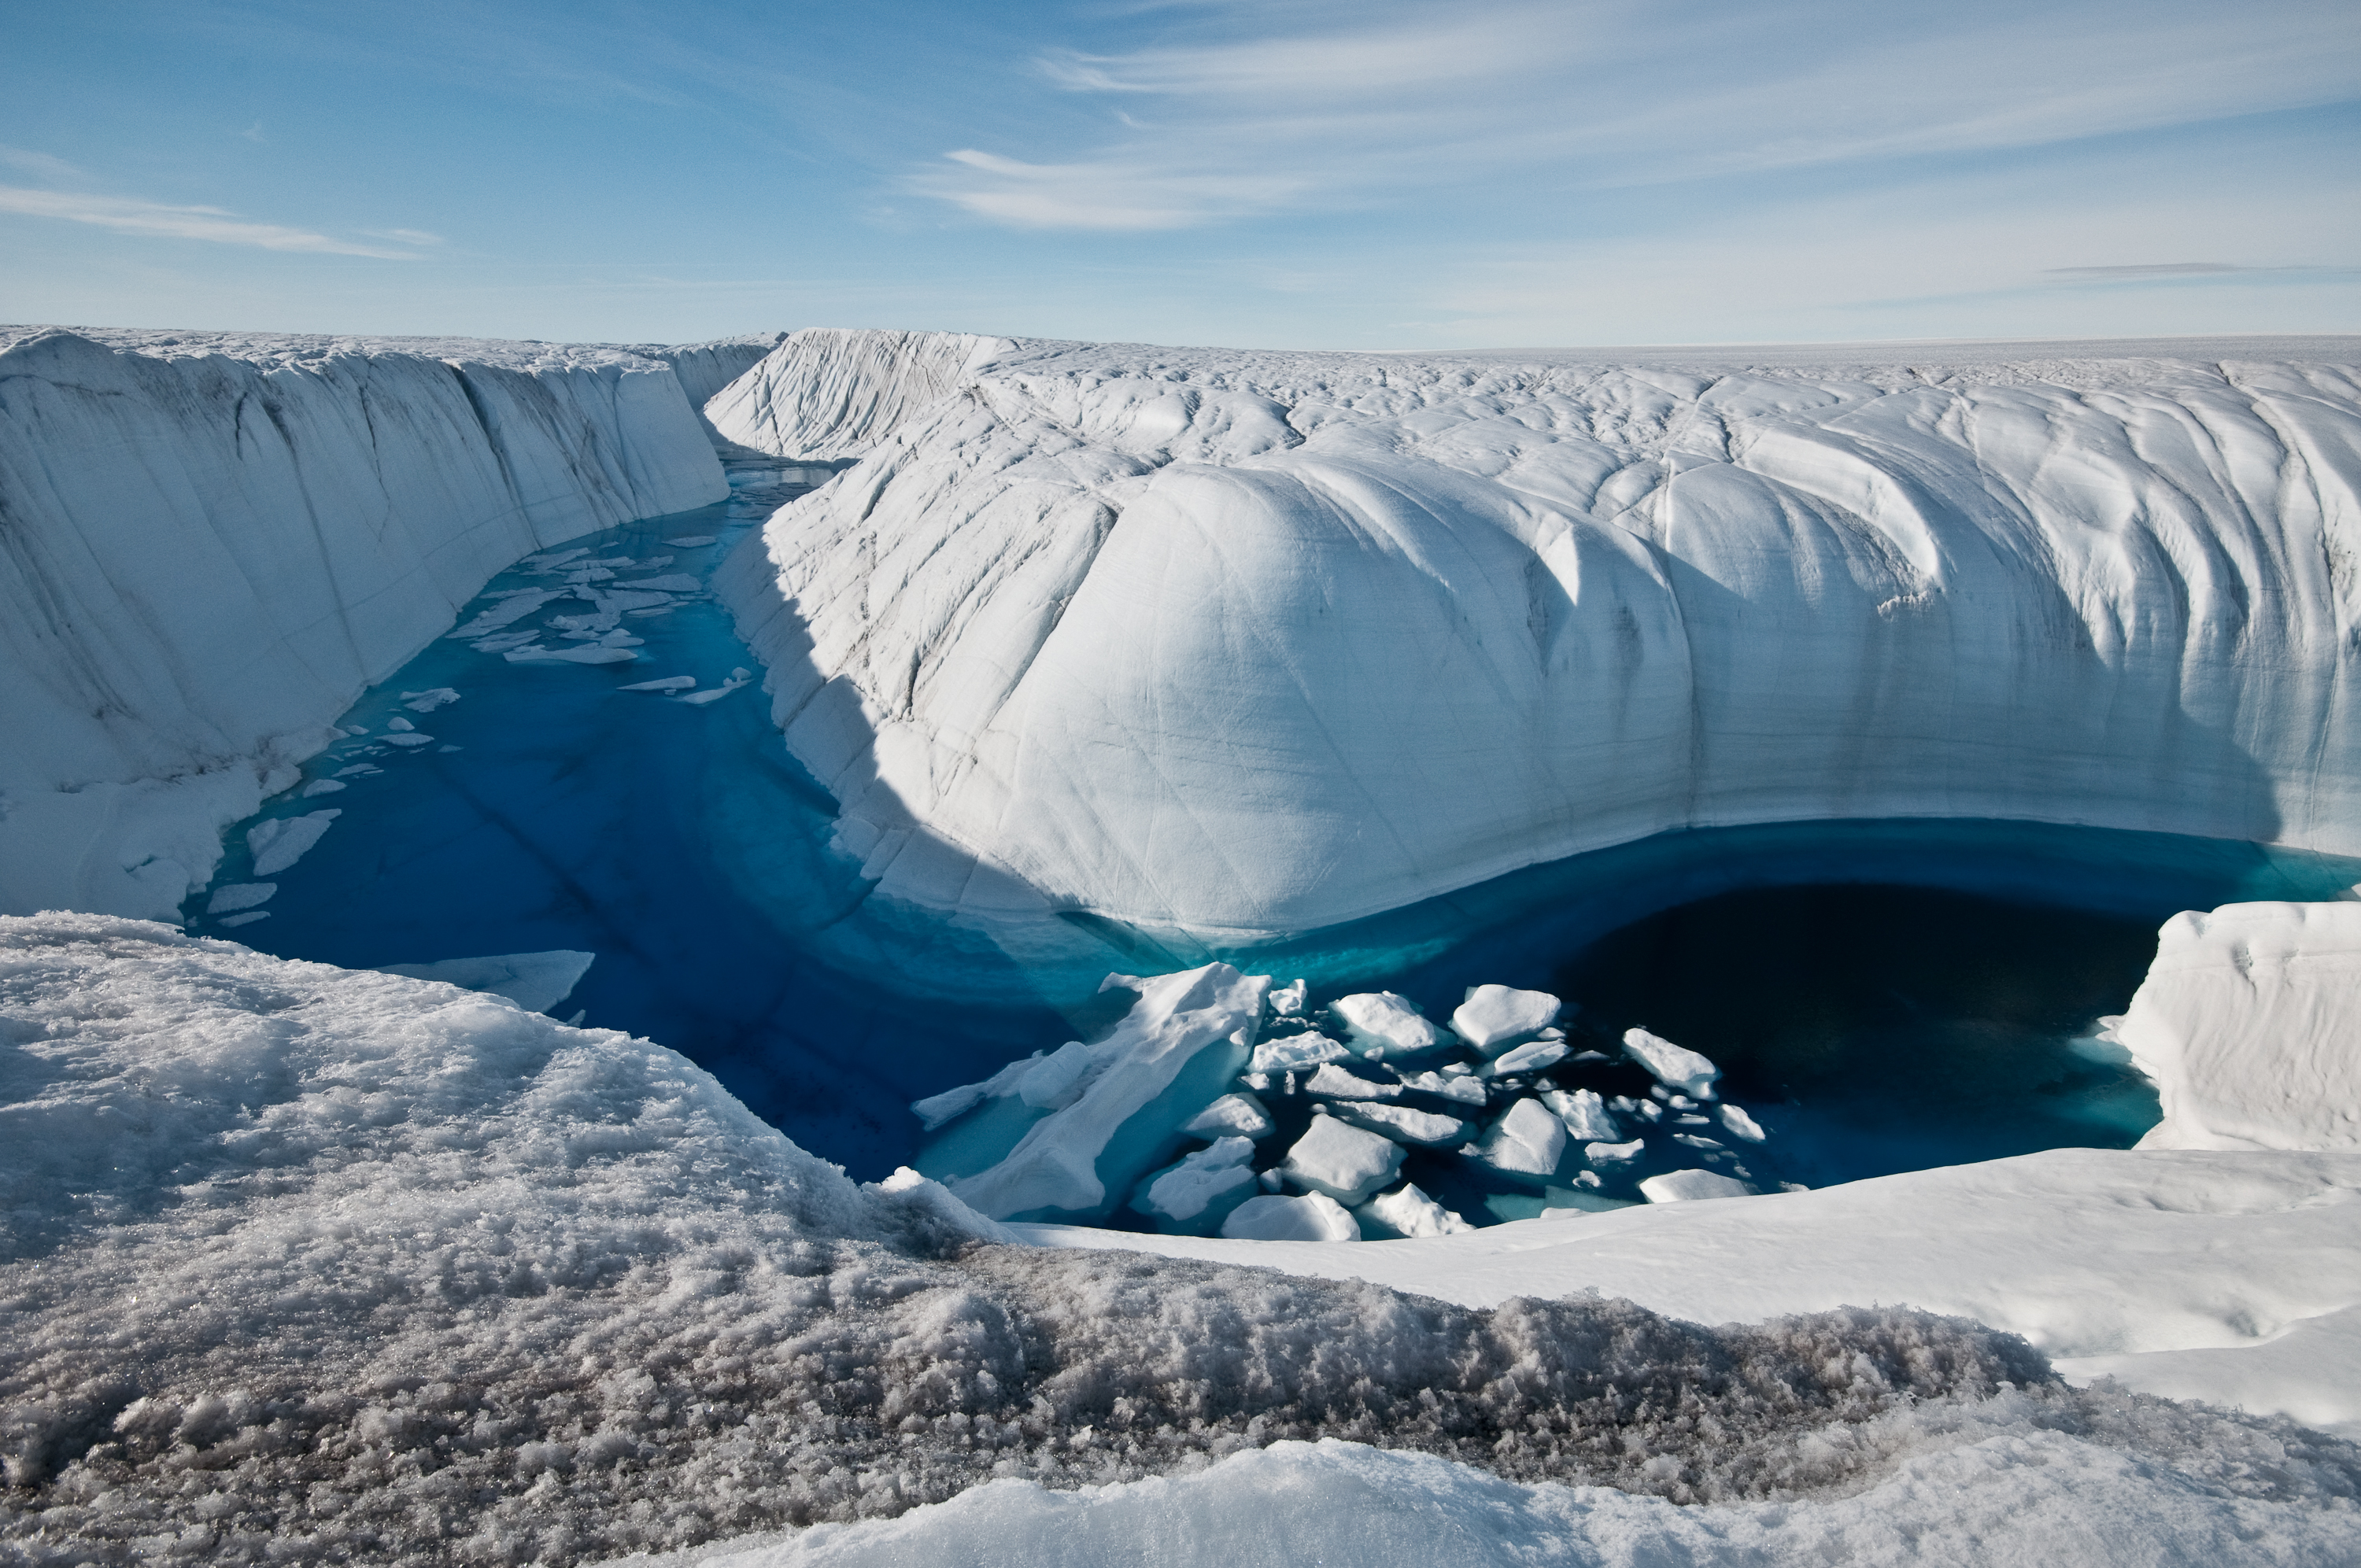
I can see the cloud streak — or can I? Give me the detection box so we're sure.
[920,0,2361,231]
[0,186,422,259]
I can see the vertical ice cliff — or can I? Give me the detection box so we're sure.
[717,337,2361,936]
[0,326,730,920]
[621,330,789,445]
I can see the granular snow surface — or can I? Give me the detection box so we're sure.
[2,916,2356,1566]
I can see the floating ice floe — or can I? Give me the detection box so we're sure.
[1622,1028,1720,1099]
[1131,1137,1258,1230]
[1248,1031,1350,1075]
[215,910,269,928]
[1328,992,1443,1059]
[677,667,753,706]
[1398,1068,1489,1106]
[1180,1091,1273,1140]
[373,950,597,1015]
[1280,1115,1406,1204]
[1450,985,1562,1054]
[399,688,461,712]
[298,778,346,796]
[1357,1182,1475,1238]
[1268,978,1307,1017]
[1480,1038,1569,1078]
[1642,1169,1759,1203]
[246,810,340,876]
[381,732,436,748]
[1218,1191,1359,1241]
[1720,1104,1768,1142]
[1332,1102,1472,1149]
[504,644,640,665]
[204,882,275,915]
[1470,1098,1567,1178]
[618,675,699,692]
[663,534,718,547]
[1302,1062,1399,1101]
[1546,1087,1622,1142]
[1585,1138,1646,1165]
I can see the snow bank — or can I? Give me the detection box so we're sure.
[718,337,2361,935]
[619,1430,2361,1568]
[5,915,2352,1566]
[2120,899,2361,1153]
[0,326,730,921]
[705,328,1014,459]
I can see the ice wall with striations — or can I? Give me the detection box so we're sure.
[619,330,789,445]
[0,326,730,921]
[707,327,1014,459]
[718,334,2361,937]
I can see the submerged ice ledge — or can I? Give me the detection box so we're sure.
[716,330,2361,937]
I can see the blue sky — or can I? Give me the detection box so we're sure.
[2,0,2355,349]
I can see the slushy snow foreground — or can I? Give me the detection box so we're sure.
[717,331,2361,936]
[8,913,2356,1566]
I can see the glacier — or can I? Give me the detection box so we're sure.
[715,330,2361,938]
[0,325,769,924]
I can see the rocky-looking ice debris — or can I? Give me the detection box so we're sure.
[948,964,1269,1222]
[1622,1027,1721,1099]
[1452,984,1563,1053]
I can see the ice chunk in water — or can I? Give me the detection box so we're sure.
[1130,1137,1257,1229]
[1584,1138,1646,1165]
[299,778,346,797]
[1451,985,1562,1054]
[1302,1063,1399,1101]
[205,883,275,915]
[1219,1192,1358,1241]
[384,716,415,732]
[662,534,718,548]
[1332,1102,1471,1148]
[399,688,461,712]
[618,676,699,692]
[1358,1182,1474,1238]
[950,964,1268,1222]
[1268,978,1307,1017]
[1180,1092,1273,1140]
[381,733,435,747]
[1623,1027,1721,1099]
[446,589,560,640]
[615,573,701,592]
[1480,1039,1568,1078]
[1328,992,1442,1058]
[1543,1087,1620,1142]
[1280,1116,1406,1204]
[216,911,270,928]
[508,644,641,666]
[1249,1031,1349,1075]
[375,950,596,1014]
[1719,1104,1768,1142]
[1469,1098,1566,1177]
[1640,1169,1759,1202]
[247,810,340,876]
[1399,1069,1488,1107]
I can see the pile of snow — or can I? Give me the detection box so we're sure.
[2118,899,2361,1152]
[717,334,2361,935]
[0,326,731,922]
[4,914,2355,1566]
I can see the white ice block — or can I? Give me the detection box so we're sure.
[1280,1116,1406,1205]
[1451,985,1562,1054]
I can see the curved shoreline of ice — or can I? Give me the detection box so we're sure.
[717,331,2361,937]
[0,325,762,921]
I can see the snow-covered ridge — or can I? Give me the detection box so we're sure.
[719,334,2361,935]
[708,327,1016,459]
[0,325,736,921]
[6,913,2355,1566]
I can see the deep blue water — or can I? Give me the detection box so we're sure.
[190,472,2361,1197]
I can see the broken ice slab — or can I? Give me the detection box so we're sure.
[1639,1169,1758,1203]
[216,911,270,928]
[1356,1182,1473,1238]
[1248,1031,1349,1075]
[619,676,699,692]
[332,764,381,777]
[504,644,641,665]
[1623,1027,1721,1100]
[1719,1104,1768,1142]
[247,810,340,876]
[1450,985,1562,1054]
[1129,1136,1258,1231]
[1331,1101,1470,1149]
[911,1052,1044,1131]
[1583,1137,1645,1165]
[299,779,346,797]
[1479,1039,1568,1078]
[1672,1133,1727,1152]
[1180,1091,1273,1140]
[373,950,596,1015]
[1543,1087,1620,1142]
[1328,992,1443,1059]
[399,688,461,712]
[1469,1098,1566,1178]
[205,882,275,915]
[1015,1039,1096,1109]
[662,535,718,548]
[1280,1114,1405,1204]
[1218,1191,1359,1242]
[1301,1063,1399,1101]
[445,589,561,639]
[1268,978,1307,1017]
[615,574,701,592]
[1398,1068,1487,1106]
[382,733,436,748]
[946,964,1269,1223]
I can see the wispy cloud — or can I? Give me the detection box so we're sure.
[919,0,2361,231]
[0,186,423,258]
[360,227,446,245]
[0,145,86,183]
[2043,262,2257,278]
